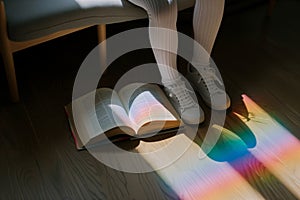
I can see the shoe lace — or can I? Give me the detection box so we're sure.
[168,81,196,112]
[196,66,223,94]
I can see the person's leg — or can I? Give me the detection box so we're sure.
[192,0,225,67]
[128,0,179,84]
[127,0,204,124]
[186,0,230,110]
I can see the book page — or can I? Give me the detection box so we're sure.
[94,88,133,132]
[118,83,179,133]
[71,88,134,145]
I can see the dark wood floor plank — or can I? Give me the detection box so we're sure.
[0,103,61,199]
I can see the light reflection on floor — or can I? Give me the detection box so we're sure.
[235,95,300,198]
[137,94,300,199]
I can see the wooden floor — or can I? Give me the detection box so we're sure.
[1,1,300,199]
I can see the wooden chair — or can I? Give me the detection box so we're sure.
[0,0,194,102]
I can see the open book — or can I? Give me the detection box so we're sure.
[65,83,182,149]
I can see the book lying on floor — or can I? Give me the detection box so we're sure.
[65,83,183,149]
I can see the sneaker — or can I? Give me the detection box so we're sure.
[185,64,231,110]
[164,78,205,124]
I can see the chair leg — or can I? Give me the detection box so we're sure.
[97,24,106,43]
[0,1,19,102]
[97,24,107,74]
[1,45,19,102]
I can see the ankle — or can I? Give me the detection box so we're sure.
[189,62,210,71]
[162,76,182,87]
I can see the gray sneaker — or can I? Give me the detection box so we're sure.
[185,64,231,110]
[164,79,205,124]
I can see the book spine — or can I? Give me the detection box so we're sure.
[64,106,84,150]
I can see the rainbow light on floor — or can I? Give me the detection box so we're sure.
[137,94,300,199]
[138,133,264,199]
[234,94,300,198]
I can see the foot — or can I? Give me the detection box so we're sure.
[164,78,205,124]
[185,64,231,110]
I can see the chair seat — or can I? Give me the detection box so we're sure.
[4,0,195,42]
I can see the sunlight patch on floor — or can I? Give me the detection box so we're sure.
[137,94,300,199]
[137,134,264,200]
[235,94,300,198]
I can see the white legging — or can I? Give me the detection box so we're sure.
[127,0,225,84]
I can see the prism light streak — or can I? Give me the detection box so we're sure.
[137,134,264,200]
[235,94,300,198]
[137,94,300,199]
